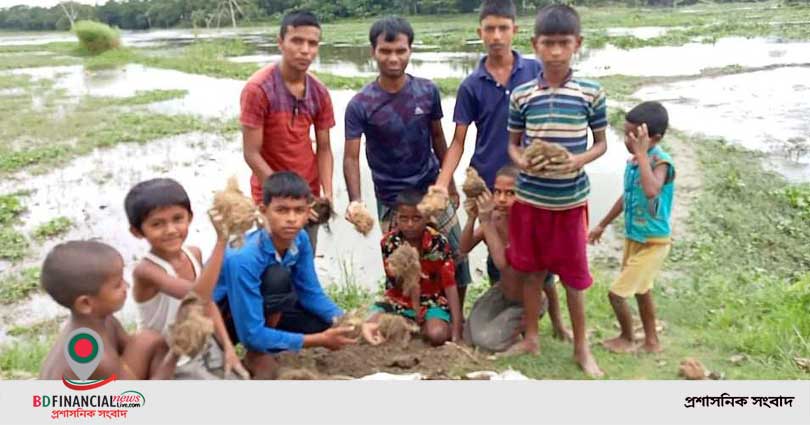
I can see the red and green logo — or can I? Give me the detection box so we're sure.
[62,327,115,390]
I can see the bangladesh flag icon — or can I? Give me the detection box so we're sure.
[63,327,104,381]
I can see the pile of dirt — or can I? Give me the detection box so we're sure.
[346,201,375,235]
[417,186,449,218]
[169,292,214,358]
[523,139,569,173]
[310,197,334,225]
[276,339,490,379]
[210,176,263,248]
[387,244,421,299]
[462,168,488,198]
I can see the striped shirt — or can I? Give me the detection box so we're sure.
[507,71,607,210]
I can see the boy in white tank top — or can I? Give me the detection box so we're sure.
[125,178,248,379]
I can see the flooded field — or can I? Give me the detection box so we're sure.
[0,20,809,340]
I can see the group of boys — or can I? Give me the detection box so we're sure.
[39,0,675,381]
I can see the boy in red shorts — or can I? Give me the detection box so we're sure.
[504,5,607,377]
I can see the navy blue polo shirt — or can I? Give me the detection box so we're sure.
[453,51,542,188]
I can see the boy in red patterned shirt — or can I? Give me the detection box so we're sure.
[364,189,463,346]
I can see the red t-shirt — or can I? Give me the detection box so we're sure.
[240,64,335,203]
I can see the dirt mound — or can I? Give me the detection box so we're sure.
[277,339,489,379]
[310,197,334,225]
[387,244,421,299]
[417,186,449,218]
[346,201,375,235]
[523,139,569,173]
[210,176,263,248]
[462,167,488,198]
[169,292,214,358]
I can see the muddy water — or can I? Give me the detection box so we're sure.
[10,64,244,118]
[634,65,810,181]
[576,37,810,77]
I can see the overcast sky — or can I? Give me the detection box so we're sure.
[0,1,104,8]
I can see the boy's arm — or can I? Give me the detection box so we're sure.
[589,195,624,244]
[314,93,336,201]
[476,194,507,270]
[507,131,528,170]
[343,100,364,203]
[430,119,459,205]
[241,83,273,183]
[435,124,468,189]
[133,263,193,300]
[437,82,475,188]
[459,214,485,255]
[445,283,462,342]
[629,124,671,198]
[290,233,344,323]
[190,236,228,302]
[343,137,363,203]
[208,302,249,378]
[545,129,608,173]
[315,128,334,201]
[507,90,528,169]
[438,254,461,341]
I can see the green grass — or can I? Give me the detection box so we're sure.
[325,257,378,310]
[73,20,120,55]
[0,54,79,70]
[7,317,63,338]
[0,267,40,304]
[0,192,29,262]
[0,337,51,378]
[0,193,25,225]
[32,217,73,241]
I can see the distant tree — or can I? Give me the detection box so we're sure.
[58,1,78,27]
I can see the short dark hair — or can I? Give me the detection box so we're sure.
[534,4,580,37]
[626,101,669,138]
[394,188,425,210]
[262,171,312,206]
[41,240,122,309]
[480,0,516,22]
[496,164,520,179]
[369,16,414,48]
[124,178,192,231]
[279,10,321,39]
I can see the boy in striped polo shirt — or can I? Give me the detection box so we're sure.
[504,4,607,377]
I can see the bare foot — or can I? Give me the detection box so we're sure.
[601,336,638,354]
[575,350,604,378]
[641,341,663,353]
[501,338,539,357]
[553,326,573,342]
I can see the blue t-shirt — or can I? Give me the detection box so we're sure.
[213,229,343,353]
[623,145,676,243]
[345,75,443,205]
[453,51,542,188]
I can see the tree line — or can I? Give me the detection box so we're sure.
[0,0,788,32]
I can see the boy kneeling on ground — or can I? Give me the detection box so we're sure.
[364,189,463,346]
[213,172,355,379]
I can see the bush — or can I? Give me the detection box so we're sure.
[73,20,120,55]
